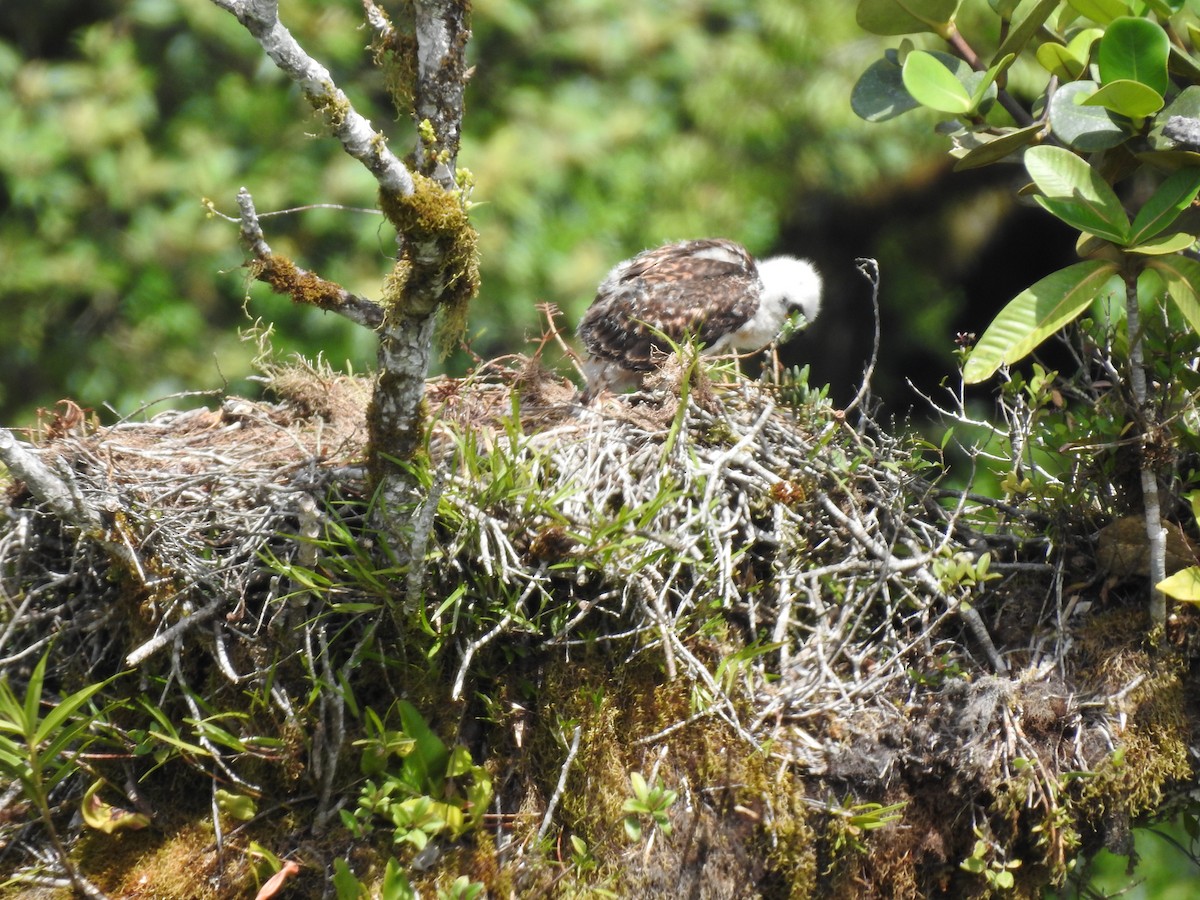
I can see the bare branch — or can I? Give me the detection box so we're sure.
[0,429,102,531]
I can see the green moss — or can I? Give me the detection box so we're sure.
[377,172,480,354]
[1079,664,1191,819]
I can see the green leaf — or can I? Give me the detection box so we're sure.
[1033,195,1131,243]
[380,858,414,900]
[396,700,449,794]
[623,815,642,842]
[1098,17,1170,95]
[969,53,1013,109]
[1067,0,1130,24]
[332,859,369,900]
[902,51,973,114]
[81,780,152,833]
[1068,27,1105,59]
[1146,255,1200,332]
[35,681,108,749]
[1081,79,1164,119]
[963,260,1120,383]
[1024,145,1130,242]
[1048,80,1130,150]
[23,653,47,737]
[844,53,907,121]
[215,788,258,822]
[856,0,959,36]
[994,0,1063,63]
[1037,42,1089,81]
[1157,566,1200,601]
[952,124,1042,170]
[1129,167,1200,245]
[1126,232,1196,255]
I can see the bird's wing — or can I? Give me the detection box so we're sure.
[580,240,760,368]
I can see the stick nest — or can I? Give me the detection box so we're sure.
[0,354,1188,897]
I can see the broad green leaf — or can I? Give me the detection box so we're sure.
[1129,167,1200,244]
[1126,232,1197,255]
[380,859,413,900]
[902,51,973,114]
[1034,195,1131,243]
[856,0,959,36]
[1037,42,1089,81]
[1147,254,1200,332]
[332,859,369,900]
[1068,28,1105,59]
[994,0,1062,63]
[851,53,921,122]
[1098,17,1170,94]
[396,700,448,793]
[1067,0,1130,24]
[1025,145,1130,242]
[963,260,1120,382]
[952,123,1042,170]
[1081,79,1164,119]
[1157,566,1200,601]
[1048,80,1130,150]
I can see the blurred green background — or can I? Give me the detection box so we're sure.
[0,0,1082,428]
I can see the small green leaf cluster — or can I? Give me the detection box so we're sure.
[960,829,1023,891]
[853,0,1200,382]
[827,798,908,856]
[621,772,679,842]
[341,700,493,852]
[933,549,1000,591]
[332,858,485,900]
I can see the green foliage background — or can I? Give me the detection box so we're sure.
[0,0,956,426]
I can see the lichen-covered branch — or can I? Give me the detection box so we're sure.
[209,0,480,500]
[412,0,471,186]
[209,0,413,197]
[1124,272,1168,629]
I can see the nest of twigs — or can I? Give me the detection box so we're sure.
[0,353,1188,898]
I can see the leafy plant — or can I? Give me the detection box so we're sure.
[341,700,493,851]
[853,0,1200,626]
[961,827,1023,891]
[0,652,116,891]
[828,798,908,855]
[621,772,679,842]
[333,857,413,900]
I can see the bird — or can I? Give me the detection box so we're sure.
[577,238,822,403]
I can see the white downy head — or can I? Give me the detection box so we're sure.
[758,255,822,327]
[724,255,822,351]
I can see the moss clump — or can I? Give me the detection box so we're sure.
[377,172,480,353]
[249,254,360,315]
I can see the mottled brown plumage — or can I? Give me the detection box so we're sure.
[577,238,822,402]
